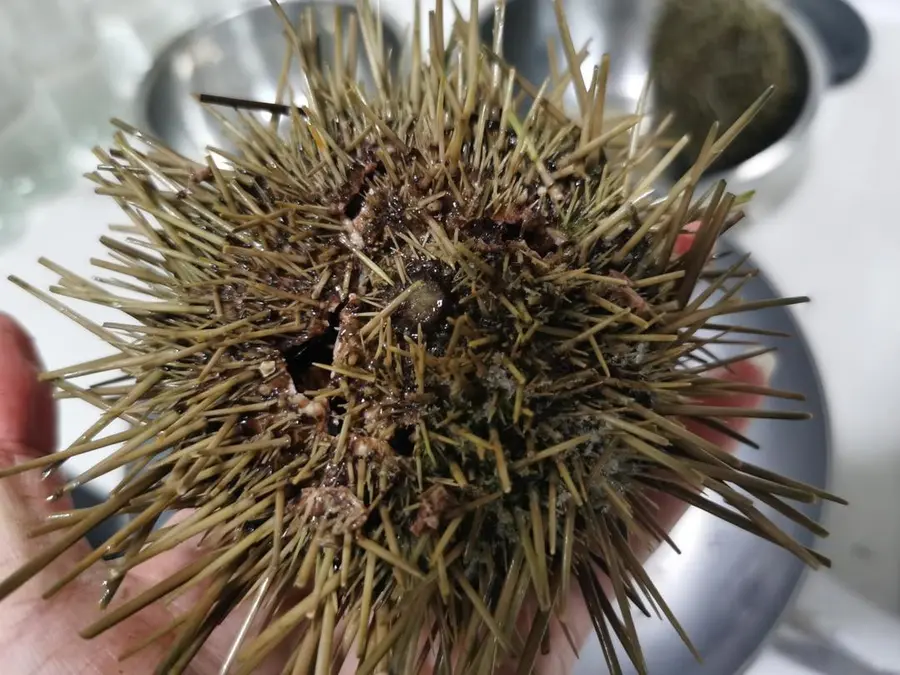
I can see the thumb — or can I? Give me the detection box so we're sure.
[0,314,184,673]
[0,314,92,592]
[0,313,56,455]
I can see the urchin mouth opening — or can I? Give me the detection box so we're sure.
[283,320,339,391]
[281,308,345,436]
[343,191,367,221]
[278,302,416,454]
[391,426,415,457]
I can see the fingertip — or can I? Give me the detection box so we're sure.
[671,221,703,258]
[749,351,776,383]
[713,352,776,387]
[0,313,39,366]
[0,314,56,457]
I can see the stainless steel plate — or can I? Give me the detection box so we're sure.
[573,241,830,675]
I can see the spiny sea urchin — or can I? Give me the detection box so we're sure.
[650,0,801,172]
[3,1,842,673]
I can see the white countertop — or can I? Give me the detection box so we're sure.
[1,0,900,673]
[733,0,900,614]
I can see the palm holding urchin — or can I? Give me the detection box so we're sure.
[0,1,842,674]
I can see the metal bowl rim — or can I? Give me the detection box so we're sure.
[134,0,406,139]
[472,0,831,189]
[709,1,830,185]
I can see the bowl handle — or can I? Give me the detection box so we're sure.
[784,0,871,86]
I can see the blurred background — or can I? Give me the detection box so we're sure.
[0,0,899,673]
[0,0,247,239]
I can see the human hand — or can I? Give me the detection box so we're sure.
[0,313,296,674]
[0,271,772,675]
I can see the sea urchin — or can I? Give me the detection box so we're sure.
[3,1,842,674]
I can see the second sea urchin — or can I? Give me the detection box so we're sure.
[650,0,801,172]
[3,1,842,673]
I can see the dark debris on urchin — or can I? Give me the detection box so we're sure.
[2,1,844,674]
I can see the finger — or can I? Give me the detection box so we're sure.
[0,313,56,456]
[0,319,302,673]
[680,351,775,447]
[0,314,86,583]
[648,219,774,535]
[646,352,775,534]
[0,315,107,627]
[0,316,183,672]
[671,220,701,259]
[627,352,773,555]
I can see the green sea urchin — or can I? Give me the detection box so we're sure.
[3,1,841,673]
[650,0,801,172]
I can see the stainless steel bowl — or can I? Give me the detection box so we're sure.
[480,0,829,218]
[136,0,402,158]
